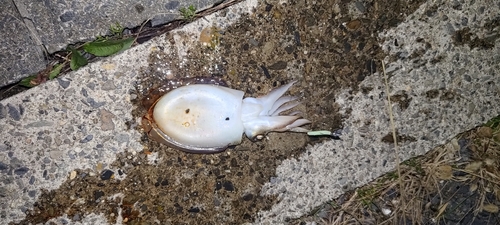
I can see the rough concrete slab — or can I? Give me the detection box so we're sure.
[254,0,500,223]
[13,0,223,53]
[0,0,222,88]
[0,1,257,224]
[0,0,499,224]
[0,0,46,87]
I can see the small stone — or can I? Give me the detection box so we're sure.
[242,194,253,201]
[100,169,114,180]
[26,120,54,128]
[134,4,144,13]
[86,98,105,108]
[94,190,105,201]
[284,45,294,54]
[86,82,96,90]
[99,109,115,131]
[222,180,235,191]
[81,88,88,97]
[0,162,9,171]
[215,181,222,190]
[262,42,275,55]
[14,167,29,176]
[265,4,273,11]
[0,103,7,119]
[56,78,70,89]
[28,190,36,197]
[42,157,51,164]
[187,207,200,213]
[294,31,301,46]
[80,135,93,143]
[49,150,63,159]
[165,1,180,10]
[7,104,20,121]
[213,197,221,206]
[70,170,77,180]
[96,163,104,172]
[248,38,259,46]
[268,61,287,70]
[59,11,75,22]
[101,80,116,91]
[115,133,129,144]
[346,19,362,30]
[343,41,351,52]
[355,1,366,13]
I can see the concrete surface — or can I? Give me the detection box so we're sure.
[0,0,221,87]
[256,0,500,223]
[0,0,46,88]
[14,0,221,52]
[0,0,499,224]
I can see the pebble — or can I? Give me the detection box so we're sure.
[242,193,253,201]
[7,104,20,121]
[346,19,362,30]
[81,88,88,97]
[100,169,114,180]
[70,170,77,180]
[99,109,115,131]
[28,190,36,197]
[355,1,366,13]
[0,103,6,119]
[59,11,75,22]
[80,135,93,143]
[268,61,287,70]
[26,120,54,128]
[115,133,129,144]
[188,207,200,213]
[14,167,29,176]
[0,162,8,171]
[49,150,63,159]
[101,80,116,91]
[94,190,105,201]
[86,98,106,108]
[165,1,180,10]
[248,38,259,46]
[222,180,235,191]
[56,78,70,89]
[29,176,35,184]
[95,163,104,171]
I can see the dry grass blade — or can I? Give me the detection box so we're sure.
[435,202,449,219]
[381,60,407,224]
[482,204,499,213]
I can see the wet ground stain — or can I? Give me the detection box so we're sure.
[15,0,433,224]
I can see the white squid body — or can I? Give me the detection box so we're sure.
[151,82,310,153]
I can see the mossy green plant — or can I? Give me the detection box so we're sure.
[179,5,197,21]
